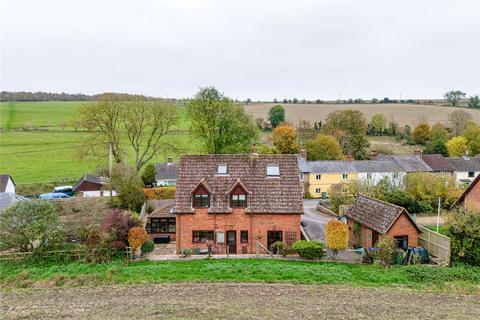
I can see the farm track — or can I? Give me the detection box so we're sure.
[1,283,479,319]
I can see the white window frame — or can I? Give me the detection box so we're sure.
[315,188,321,194]
[218,164,228,175]
[267,165,280,176]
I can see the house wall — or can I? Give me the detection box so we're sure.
[306,172,357,198]
[156,179,176,187]
[176,208,301,254]
[357,172,405,186]
[80,190,117,197]
[4,178,15,194]
[463,181,480,212]
[455,171,480,184]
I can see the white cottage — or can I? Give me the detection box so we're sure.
[351,160,405,186]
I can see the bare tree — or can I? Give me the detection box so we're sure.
[448,109,473,136]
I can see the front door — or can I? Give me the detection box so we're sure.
[267,231,283,251]
[226,230,236,254]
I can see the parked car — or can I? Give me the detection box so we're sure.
[39,192,72,200]
[53,185,74,197]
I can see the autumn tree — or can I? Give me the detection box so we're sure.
[128,227,148,250]
[369,114,387,135]
[322,109,369,159]
[405,172,455,205]
[430,123,448,142]
[412,123,431,145]
[268,105,285,128]
[271,123,299,154]
[444,90,466,107]
[305,134,344,160]
[446,136,469,157]
[463,123,480,156]
[448,109,473,136]
[326,220,349,259]
[187,87,258,154]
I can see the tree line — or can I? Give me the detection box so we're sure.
[0,91,163,102]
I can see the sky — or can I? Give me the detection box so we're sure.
[1,0,479,100]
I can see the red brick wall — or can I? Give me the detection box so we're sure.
[464,182,480,212]
[387,213,418,247]
[176,208,301,254]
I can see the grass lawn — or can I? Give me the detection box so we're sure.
[1,259,479,293]
[425,225,449,236]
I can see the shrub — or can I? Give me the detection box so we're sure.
[141,163,156,186]
[448,208,480,266]
[326,220,349,259]
[141,240,155,256]
[143,187,176,200]
[292,240,324,260]
[375,235,396,267]
[112,166,146,212]
[181,248,192,257]
[0,200,65,252]
[128,227,147,250]
[271,241,284,254]
[99,210,142,249]
[412,123,431,145]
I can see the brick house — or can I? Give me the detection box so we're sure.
[453,174,480,212]
[345,195,421,250]
[145,199,176,243]
[173,154,303,254]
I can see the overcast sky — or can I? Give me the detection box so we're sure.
[1,0,479,100]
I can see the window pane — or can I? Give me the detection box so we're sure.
[218,164,227,174]
[241,230,248,243]
[267,165,280,176]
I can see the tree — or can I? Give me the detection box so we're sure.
[322,109,369,159]
[325,220,349,259]
[444,90,466,107]
[99,210,142,249]
[448,110,473,136]
[448,208,480,266]
[369,114,387,135]
[141,163,156,186]
[468,95,480,109]
[430,123,448,142]
[412,123,431,145]
[127,227,147,250]
[424,139,449,157]
[305,134,344,160]
[405,172,455,205]
[0,201,64,252]
[463,123,480,156]
[268,105,285,128]
[446,136,469,157]
[187,87,258,154]
[271,123,299,154]
[112,165,146,212]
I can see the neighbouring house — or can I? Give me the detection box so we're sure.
[351,160,405,186]
[0,192,28,213]
[173,153,303,254]
[377,150,433,173]
[0,174,16,194]
[446,156,480,185]
[73,174,116,197]
[421,154,456,178]
[156,157,178,187]
[452,174,480,212]
[145,199,176,243]
[297,157,357,199]
[344,194,421,250]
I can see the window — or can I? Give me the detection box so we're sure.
[267,165,280,176]
[218,164,227,174]
[241,230,248,243]
[192,230,214,243]
[193,194,209,208]
[316,174,321,180]
[342,173,348,179]
[342,187,348,193]
[232,194,247,208]
[393,173,399,179]
[468,171,475,178]
[146,218,176,233]
[315,188,321,194]
[394,236,408,250]
[299,173,304,181]
[366,173,372,180]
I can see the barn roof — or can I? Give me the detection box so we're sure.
[0,174,15,193]
[173,154,303,214]
[344,194,420,234]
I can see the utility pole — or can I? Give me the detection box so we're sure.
[436,197,441,233]
[109,142,113,200]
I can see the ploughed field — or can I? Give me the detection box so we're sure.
[2,283,480,319]
[246,102,480,126]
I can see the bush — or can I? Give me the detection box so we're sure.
[326,220,349,258]
[143,187,176,200]
[448,209,480,266]
[99,210,142,249]
[375,235,396,267]
[292,240,324,260]
[271,241,284,254]
[0,200,65,252]
[128,227,147,250]
[141,240,155,256]
[141,163,156,186]
[181,248,192,257]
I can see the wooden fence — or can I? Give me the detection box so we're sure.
[418,226,451,266]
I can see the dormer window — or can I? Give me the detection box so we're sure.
[192,185,210,208]
[230,184,248,208]
[267,165,280,177]
[218,164,228,175]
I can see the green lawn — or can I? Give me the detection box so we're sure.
[1,259,479,293]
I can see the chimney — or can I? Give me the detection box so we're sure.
[300,148,307,160]
[413,148,422,158]
[167,157,173,165]
[370,150,377,161]
[463,150,470,160]
[346,154,353,162]
[250,143,259,162]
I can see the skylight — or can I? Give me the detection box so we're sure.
[266,165,280,176]
[218,164,227,174]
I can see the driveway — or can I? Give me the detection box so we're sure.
[301,199,334,242]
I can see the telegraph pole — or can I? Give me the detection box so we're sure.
[109,142,113,200]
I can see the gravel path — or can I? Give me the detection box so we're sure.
[2,283,479,319]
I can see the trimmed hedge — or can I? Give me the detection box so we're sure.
[292,240,324,259]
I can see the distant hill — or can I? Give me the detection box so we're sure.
[0,91,164,102]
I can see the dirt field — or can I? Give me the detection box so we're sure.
[1,283,479,319]
[246,103,480,126]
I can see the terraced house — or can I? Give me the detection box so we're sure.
[173,153,304,254]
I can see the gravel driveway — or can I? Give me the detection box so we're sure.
[2,283,479,319]
[301,199,333,242]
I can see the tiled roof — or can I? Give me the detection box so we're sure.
[344,194,420,234]
[301,160,355,173]
[388,155,432,172]
[0,174,15,193]
[446,157,480,172]
[73,174,106,191]
[351,160,403,173]
[421,154,455,172]
[173,154,303,214]
[297,156,311,172]
[147,199,175,218]
[156,162,178,180]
